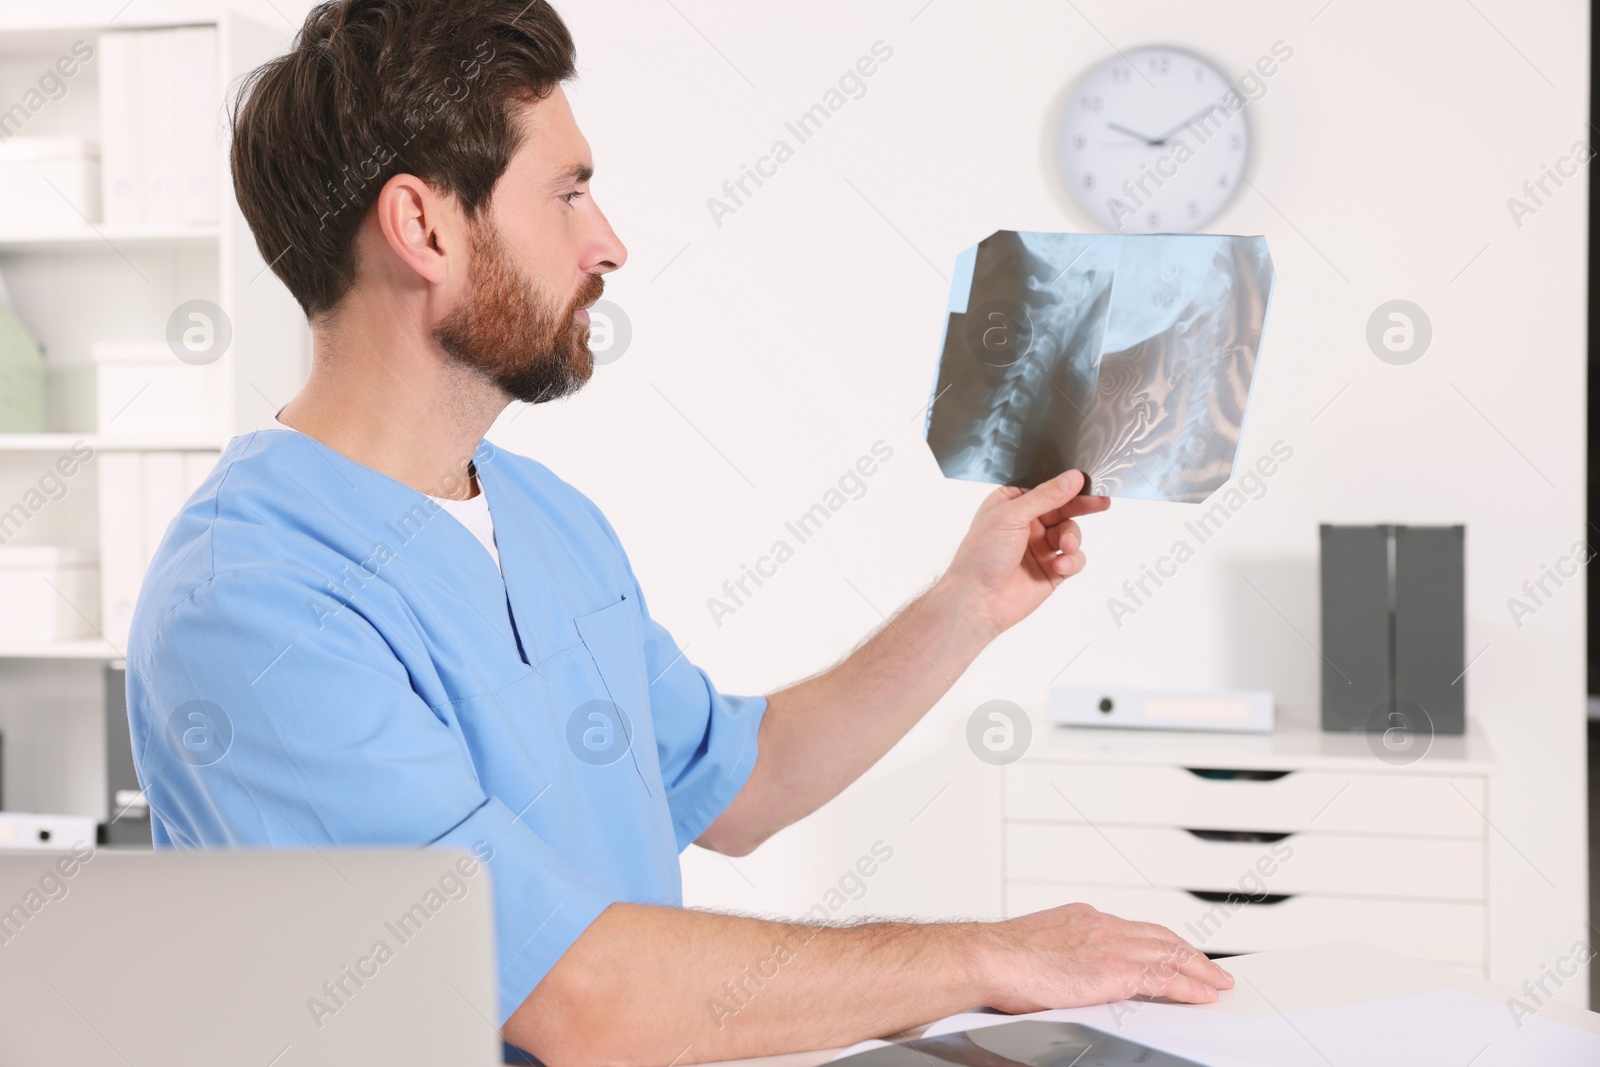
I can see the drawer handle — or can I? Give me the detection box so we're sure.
[1185,889,1293,906]
[1184,829,1292,844]
[1184,767,1291,782]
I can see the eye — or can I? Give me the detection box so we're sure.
[561,190,586,205]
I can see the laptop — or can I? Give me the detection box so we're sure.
[0,847,504,1066]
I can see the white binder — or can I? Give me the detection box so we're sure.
[97,32,143,226]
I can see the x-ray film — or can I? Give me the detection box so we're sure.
[833,1020,1205,1067]
[923,231,1274,503]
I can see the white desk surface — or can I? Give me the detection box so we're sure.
[702,941,1600,1067]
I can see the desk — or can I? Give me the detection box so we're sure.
[706,942,1600,1067]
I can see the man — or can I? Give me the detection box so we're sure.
[126,1,1232,1062]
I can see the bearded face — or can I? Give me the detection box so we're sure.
[433,215,605,404]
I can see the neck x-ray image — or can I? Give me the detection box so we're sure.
[923,231,1275,503]
[832,1019,1205,1067]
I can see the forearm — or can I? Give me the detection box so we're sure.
[508,902,992,1065]
[508,897,1236,1064]
[704,578,993,853]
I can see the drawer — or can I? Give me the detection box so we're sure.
[1005,762,1487,838]
[1003,881,1485,965]
[1004,823,1484,901]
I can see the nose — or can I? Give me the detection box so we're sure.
[585,203,628,277]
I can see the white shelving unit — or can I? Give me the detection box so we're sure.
[0,13,306,821]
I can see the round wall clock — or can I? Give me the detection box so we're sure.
[1055,45,1251,233]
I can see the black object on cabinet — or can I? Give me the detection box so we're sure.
[101,666,151,846]
[1319,524,1465,736]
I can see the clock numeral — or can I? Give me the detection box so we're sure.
[1148,54,1171,75]
[1079,93,1103,112]
[1082,173,1095,190]
[1074,135,1086,151]
[1218,174,1229,187]
[1230,134,1242,151]
[1147,211,1161,229]
[1111,66,1131,83]
[1187,200,1199,217]
[1194,65,1204,82]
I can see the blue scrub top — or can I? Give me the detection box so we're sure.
[125,428,767,1025]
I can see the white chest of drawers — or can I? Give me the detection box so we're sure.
[1000,710,1497,976]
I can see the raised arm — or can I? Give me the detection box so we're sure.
[701,469,1111,854]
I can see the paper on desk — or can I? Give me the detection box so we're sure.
[922,232,1274,503]
[829,991,1600,1066]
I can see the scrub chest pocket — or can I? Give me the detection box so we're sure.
[565,594,663,795]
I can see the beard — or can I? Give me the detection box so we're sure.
[432,218,605,405]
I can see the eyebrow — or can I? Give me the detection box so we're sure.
[557,163,594,185]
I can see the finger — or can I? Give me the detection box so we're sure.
[1111,940,1195,1001]
[1120,927,1228,979]
[1026,523,1085,581]
[1145,969,1220,1004]
[1039,545,1087,580]
[1154,939,1232,991]
[1035,492,1111,529]
[1056,548,1087,578]
[1127,921,1204,957]
[980,484,1028,514]
[1181,952,1233,991]
[1044,518,1082,554]
[999,470,1087,527]
[1127,924,1231,988]
[1124,939,1222,1003]
[1026,529,1068,582]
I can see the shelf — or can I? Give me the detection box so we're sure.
[0,637,124,661]
[0,224,220,253]
[0,433,229,453]
[0,19,217,48]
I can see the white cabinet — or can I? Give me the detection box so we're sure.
[1001,714,1495,973]
[96,449,221,647]
[0,13,306,823]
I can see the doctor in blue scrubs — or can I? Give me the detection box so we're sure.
[126,1,1232,1062]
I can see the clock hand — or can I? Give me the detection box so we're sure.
[1149,103,1233,146]
[1106,121,1165,146]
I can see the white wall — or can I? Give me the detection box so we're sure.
[43,0,1590,1005]
[539,0,1591,1004]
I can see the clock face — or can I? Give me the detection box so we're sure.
[1056,46,1250,233]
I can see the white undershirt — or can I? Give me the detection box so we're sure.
[429,490,501,571]
[272,416,502,572]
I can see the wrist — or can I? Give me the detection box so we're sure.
[956,919,1011,1007]
[927,574,1002,651]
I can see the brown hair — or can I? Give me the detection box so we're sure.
[229,0,577,317]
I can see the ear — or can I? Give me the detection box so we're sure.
[371,172,461,288]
